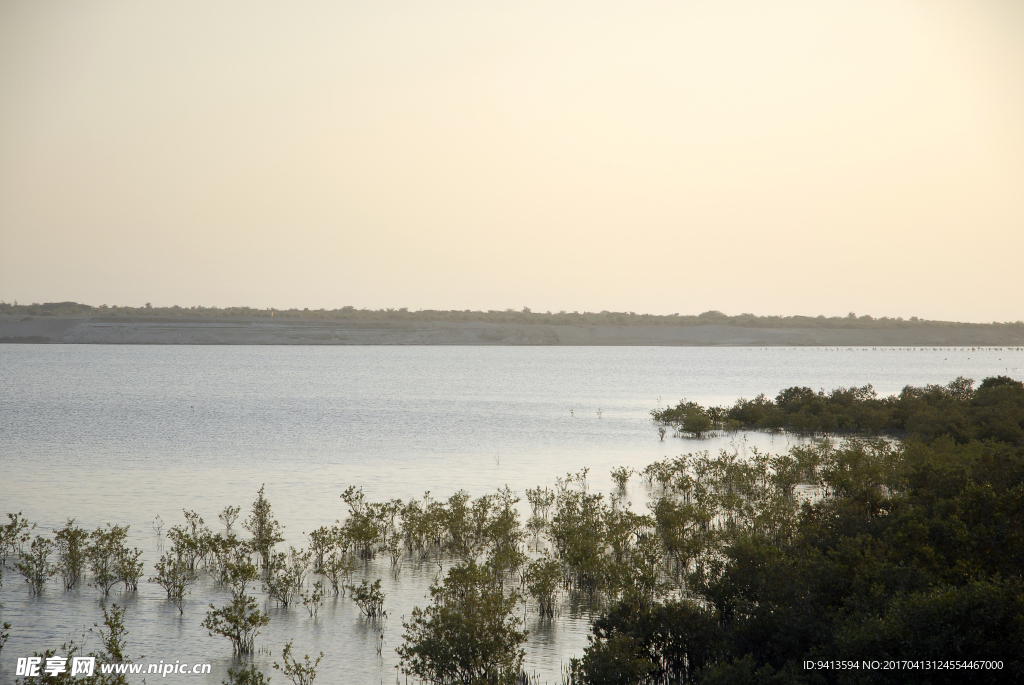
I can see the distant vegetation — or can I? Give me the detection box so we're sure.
[652,375,1024,443]
[3,376,1023,683]
[3,300,1022,329]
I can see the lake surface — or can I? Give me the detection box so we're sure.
[1,345,1021,683]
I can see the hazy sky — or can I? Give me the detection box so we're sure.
[1,0,1022,321]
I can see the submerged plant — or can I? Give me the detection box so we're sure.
[166,510,212,572]
[301,580,325,619]
[274,640,323,685]
[320,550,356,596]
[203,561,269,655]
[88,524,132,595]
[150,552,199,614]
[55,518,88,591]
[219,505,241,536]
[93,603,131,665]
[243,486,285,570]
[347,578,386,618]
[610,467,634,493]
[398,561,526,685]
[117,545,144,592]
[263,547,310,607]
[15,534,56,595]
[524,554,561,618]
[0,512,33,566]
[223,664,270,685]
[152,514,165,550]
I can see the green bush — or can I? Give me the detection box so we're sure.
[398,562,526,685]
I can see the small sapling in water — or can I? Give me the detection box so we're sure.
[15,534,56,595]
[610,466,634,493]
[88,524,133,596]
[347,578,386,618]
[525,554,561,619]
[243,485,285,571]
[223,664,270,685]
[301,580,325,619]
[202,561,269,655]
[219,505,241,536]
[55,518,88,591]
[274,640,323,685]
[0,512,32,566]
[150,552,199,614]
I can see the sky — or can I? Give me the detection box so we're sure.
[1,0,1022,322]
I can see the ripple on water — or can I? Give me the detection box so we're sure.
[1,345,1019,683]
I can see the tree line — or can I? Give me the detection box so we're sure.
[6,300,1023,330]
[652,375,1024,443]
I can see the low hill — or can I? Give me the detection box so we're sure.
[2,302,1022,346]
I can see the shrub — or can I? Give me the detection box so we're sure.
[524,554,561,618]
[274,640,323,685]
[263,547,310,607]
[150,552,199,614]
[301,580,325,619]
[347,578,385,618]
[202,562,268,655]
[0,512,32,566]
[223,664,270,685]
[398,562,526,685]
[55,519,88,591]
[15,535,56,595]
[243,485,284,570]
[320,550,355,596]
[88,524,131,595]
[570,598,723,684]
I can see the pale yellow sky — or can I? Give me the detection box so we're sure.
[1,0,1022,321]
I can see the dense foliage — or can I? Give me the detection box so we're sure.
[653,376,1024,441]
[581,377,1024,683]
[398,561,527,685]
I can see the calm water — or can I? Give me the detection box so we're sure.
[1,345,1021,683]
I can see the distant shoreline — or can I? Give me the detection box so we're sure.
[3,314,1023,346]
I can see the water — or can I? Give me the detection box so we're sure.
[0,345,1020,683]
